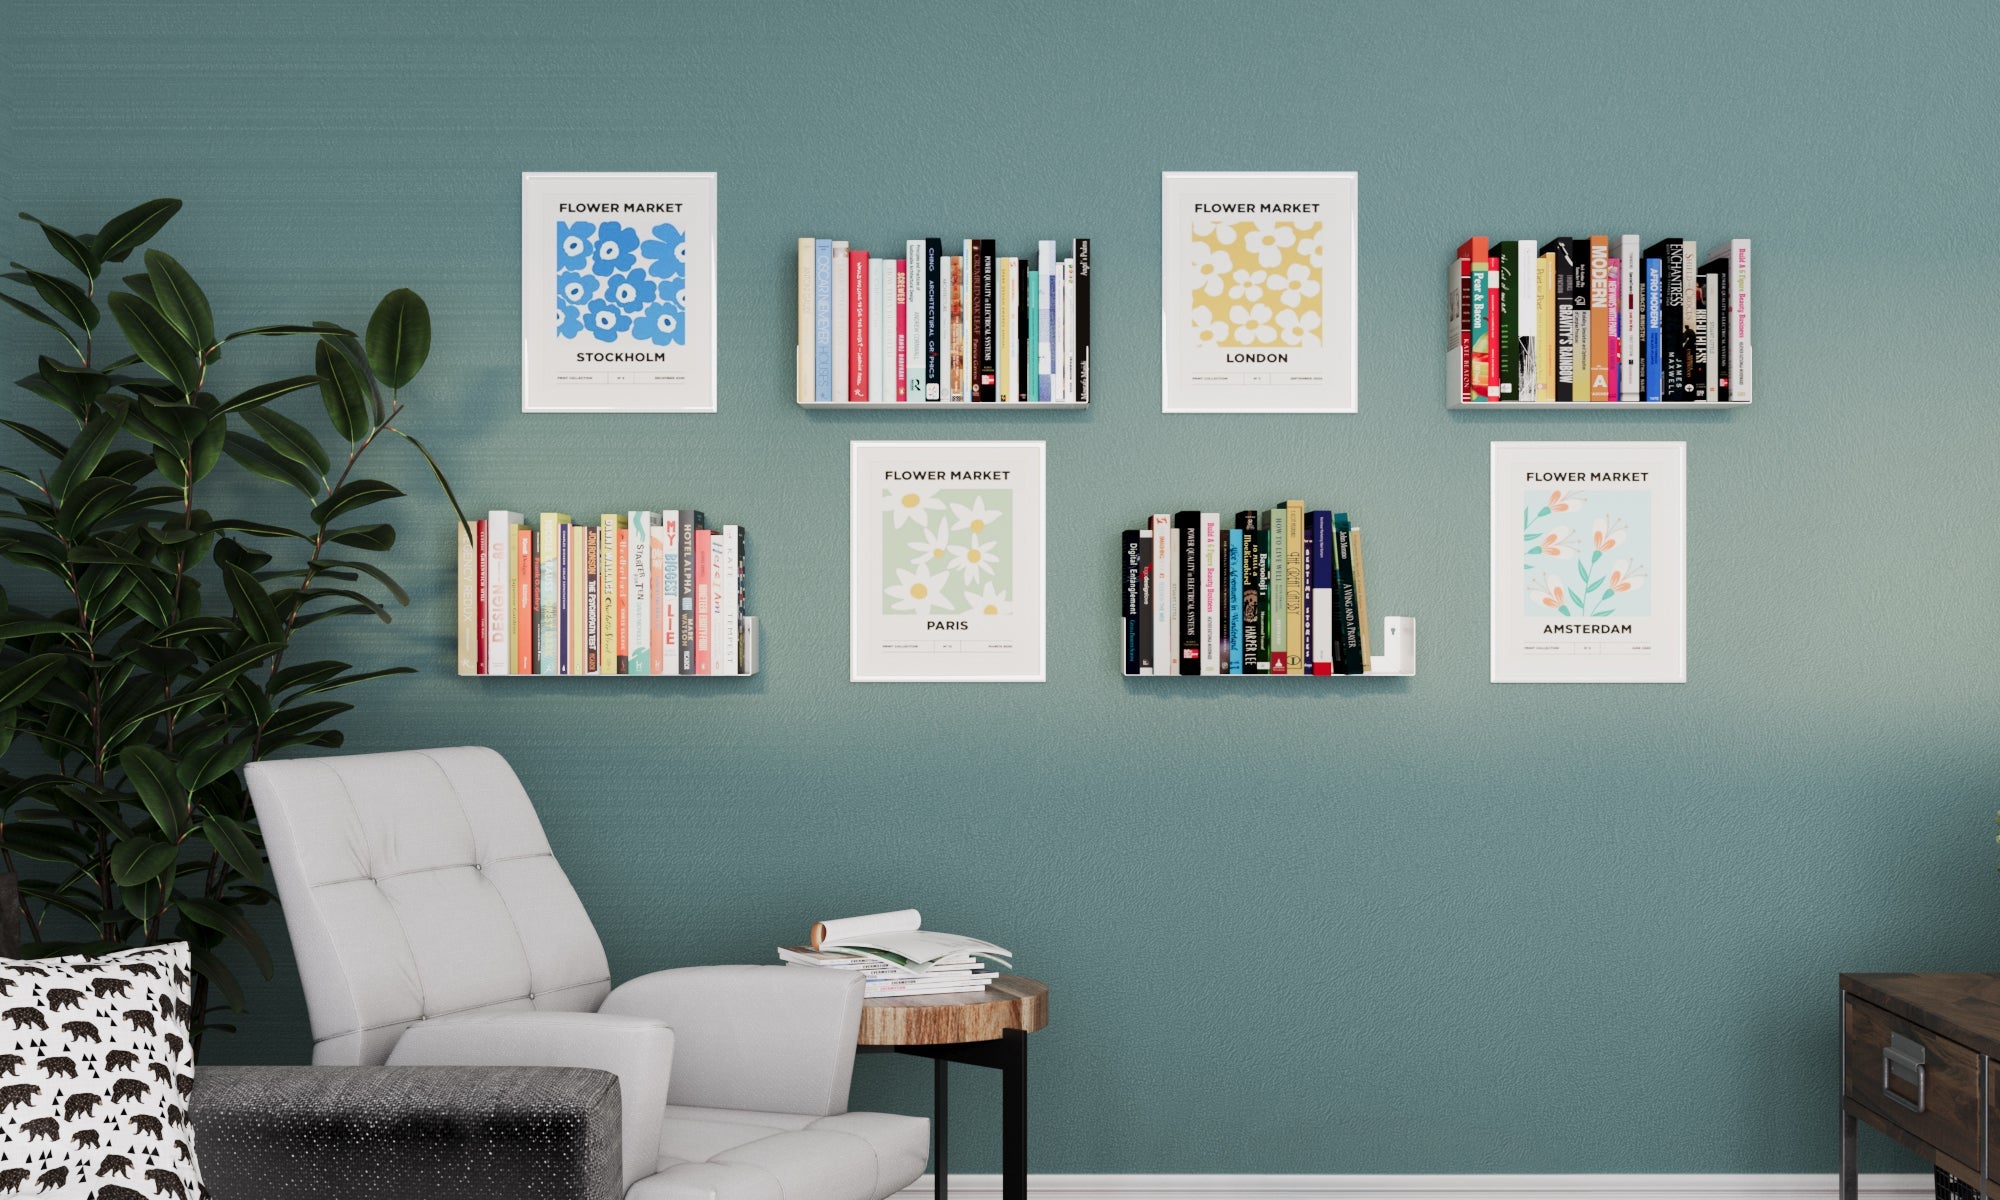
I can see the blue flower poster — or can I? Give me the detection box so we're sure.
[521,172,717,412]
[1489,441,1687,683]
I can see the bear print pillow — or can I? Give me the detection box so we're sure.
[0,941,201,1199]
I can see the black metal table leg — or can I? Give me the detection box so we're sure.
[1840,1108,1857,1200]
[1002,1028,1026,1200]
[935,1057,948,1200]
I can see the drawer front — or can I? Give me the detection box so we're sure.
[1845,994,1982,1165]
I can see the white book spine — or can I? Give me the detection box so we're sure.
[868,259,883,404]
[796,237,813,404]
[1199,513,1220,675]
[1150,514,1171,675]
[1711,239,1751,402]
[878,259,891,404]
[1515,240,1538,402]
[658,513,681,675]
[627,511,651,675]
[1063,258,1077,404]
[1619,235,1641,395]
[830,242,849,404]
[1049,272,1065,404]
[1703,282,1719,400]
[960,239,975,401]
[715,526,741,676]
[484,510,522,675]
[1038,241,1057,402]
[906,240,924,401]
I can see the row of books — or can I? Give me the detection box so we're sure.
[793,236,1091,404]
[1452,235,1752,403]
[779,909,1010,998]
[1121,506,1374,676]
[455,510,755,676]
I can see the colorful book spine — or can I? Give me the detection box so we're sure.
[1309,510,1334,676]
[947,256,964,401]
[1073,238,1091,404]
[1468,256,1491,401]
[1038,241,1056,402]
[538,513,569,674]
[1235,511,1264,672]
[1535,251,1556,401]
[473,519,488,674]
[1707,239,1751,402]
[848,249,869,403]
[1199,512,1220,675]
[905,241,924,401]
[1149,513,1172,675]
[1064,256,1078,403]
[484,510,522,675]
[996,258,1014,405]
[595,515,619,673]
[923,239,943,399]
[648,517,666,675]
[713,526,740,676]
[1121,531,1142,675]
[1266,505,1288,673]
[1514,240,1538,402]
[1452,237,1482,403]
[567,522,584,673]
[658,513,681,674]
[1174,511,1200,675]
[1496,240,1520,399]
[1349,527,1373,674]
[1137,529,1154,673]
[813,239,833,402]
[830,242,848,406]
[1644,239,1690,399]
[627,511,651,674]
[1587,235,1611,402]
[678,511,701,674]
[1697,271,1717,401]
[615,521,630,672]
[1333,513,1362,674]
[457,525,477,674]
[1227,528,1244,674]
[1645,258,1664,402]
[515,526,533,676]
[895,258,910,403]
[1607,257,1621,401]
[1283,500,1304,672]
[1619,234,1641,398]
[1300,515,1314,673]
[693,528,713,675]
[796,237,814,405]
[583,525,600,673]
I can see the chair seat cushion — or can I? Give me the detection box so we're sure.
[627,1105,927,1200]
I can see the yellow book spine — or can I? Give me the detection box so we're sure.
[1588,236,1611,401]
[456,525,477,675]
[1536,253,1556,401]
[568,524,585,674]
[1284,500,1304,666]
[598,514,623,674]
[1350,527,1372,673]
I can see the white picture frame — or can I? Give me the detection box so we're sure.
[849,440,1047,683]
[521,171,717,413]
[1161,170,1358,414]
[1490,440,1687,683]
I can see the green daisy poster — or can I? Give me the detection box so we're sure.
[850,440,1046,682]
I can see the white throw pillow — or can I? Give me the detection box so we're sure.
[0,941,201,1199]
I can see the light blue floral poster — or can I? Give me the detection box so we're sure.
[522,172,716,412]
[1490,441,1686,683]
[850,440,1046,683]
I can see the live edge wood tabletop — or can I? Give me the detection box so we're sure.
[1840,973,2000,1200]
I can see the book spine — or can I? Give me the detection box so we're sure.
[960,238,974,399]
[1709,261,1731,401]
[678,511,700,674]
[1199,512,1220,675]
[485,510,520,675]
[659,513,681,675]
[1535,252,1555,401]
[457,525,477,675]
[1726,240,1750,401]
[848,249,868,403]
[1350,527,1373,673]
[1283,500,1304,672]
[1309,510,1334,676]
[1073,238,1091,404]
[693,529,712,675]
[1174,512,1200,674]
[595,515,617,673]
[616,523,630,672]
[473,519,488,674]
[515,526,533,675]
[1300,515,1315,673]
[923,239,943,399]
[1672,240,1695,399]
[1149,514,1172,675]
[538,513,564,674]
[895,258,910,403]
[627,511,650,674]
[1547,240,1574,401]
[975,240,996,401]
[813,239,833,402]
[556,523,571,675]
[1227,528,1244,674]
[1137,529,1154,673]
[1515,240,1538,403]
[582,525,600,673]
[1587,236,1610,402]
[1121,530,1142,675]
[947,256,964,402]
[1025,269,1041,403]
[797,237,814,404]
[867,259,881,404]
[1496,240,1519,399]
[905,240,924,401]
[1235,512,1264,673]
[1619,234,1641,397]
[715,526,740,676]
[1266,506,1288,673]
[1607,257,1622,401]
[1333,514,1361,674]
[1699,272,1718,401]
[1469,257,1491,401]
[830,242,848,405]
[1038,241,1057,402]
[1063,257,1077,404]
[995,257,1013,404]
[648,518,666,675]
[1645,258,1664,401]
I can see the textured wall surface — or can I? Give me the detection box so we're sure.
[5,0,1998,1175]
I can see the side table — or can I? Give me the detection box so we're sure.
[858,975,1049,1200]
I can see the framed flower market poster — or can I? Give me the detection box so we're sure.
[520,172,717,412]
[849,440,1046,683]
[1160,170,1358,414]
[1490,441,1686,683]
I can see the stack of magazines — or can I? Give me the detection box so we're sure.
[778,909,1010,998]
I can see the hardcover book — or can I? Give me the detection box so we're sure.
[1266,505,1288,672]
[1544,238,1578,402]
[1587,235,1611,402]
[1175,511,1201,675]
[1333,513,1362,674]
[924,239,943,399]
[1122,529,1142,674]
[693,528,712,675]
[538,512,569,674]
[1236,511,1264,672]
[1308,510,1333,675]
[1496,240,1521,399]
[1073,239,1092,404]
[1150,513,1172,675]
[1283,500,1305,671]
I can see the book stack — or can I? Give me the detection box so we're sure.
[1451,235,1751,403]
[456,509,756,676]
[794,237,1091,405]
[1121,507,1375,676]
[778,909,1010,999]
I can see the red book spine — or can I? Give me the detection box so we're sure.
[693,529,713,675]
[1454,237,1484,403]
[848,250,869,402]
[1485,255,1500,400]
[474,519,488,674]
[515,526,533,675]
[895,260,908,403]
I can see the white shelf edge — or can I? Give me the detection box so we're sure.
[798,400,1088,411]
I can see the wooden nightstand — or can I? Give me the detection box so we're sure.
[1841,974,2000,1200]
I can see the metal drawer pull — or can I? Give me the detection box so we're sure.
[1881,1032,1926,1113]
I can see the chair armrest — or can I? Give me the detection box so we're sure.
[192,1065,621,1200]
[600,964,862,1116]
[387,1010,672,1193]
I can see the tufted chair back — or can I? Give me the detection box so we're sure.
[246,747,612,1064]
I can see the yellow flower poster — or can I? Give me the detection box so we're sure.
[1490,441,1687,683]
[850,440,1046,683]
[1161,171,1357,413]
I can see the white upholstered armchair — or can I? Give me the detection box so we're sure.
[245,746,928,1200]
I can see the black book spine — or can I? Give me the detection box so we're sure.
[1175,511,1201,674]
[1711,261,1732,401]
[1252,528,1272,672]
[1234,511,1262,673]
[1646,240,1688,399]
[1300,516,1314,673]
[1137,530,1154,672]
[1547,238,1577,402]
[974,240,997,401]
[1122,530,1141,675]
[923,239,942,399]
[1333,514,1362,674]
[1016,260,1030,402]
[1073,238,1091,404]
[1693,271,1713,400]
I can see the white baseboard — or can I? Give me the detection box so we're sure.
[891,1175,1933,1200]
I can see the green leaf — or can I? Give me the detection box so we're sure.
[284,664,415,699]
[48,401,126,502]
[296,586,391,622]
[0,618,76,642]
[18,212,98,280]
[222,431,321,497]
[224,321,354,341]
[177,896,273,978]
[240,407,329,476]
[120,744,186,839]
[143,249,215,351]
[222,561,283,644]
[317,558,409,605]
[110,837,179,887]
[0,652,67,710]
[219,374,320,413]
[108,291,200,393]
[93,198,182,264]
[178,737,252,792]
[311,478,401,526]
[326,523,394,551]
[2,418,67,459]
[0,292,83,359]
[260,700,351,743]
[189,945,248,1010]
[315,338,372,442]
[0,818,92,864]
[206,518,312,541]
[4,265,99,330]
[387,427,472,546]
[365,288,431,389]
[197,815,263,884]
[190,413,227,482]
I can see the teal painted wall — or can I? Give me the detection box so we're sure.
[6,0,1998,1175]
